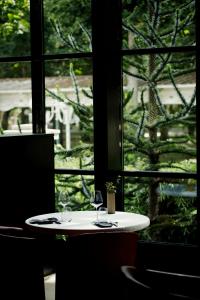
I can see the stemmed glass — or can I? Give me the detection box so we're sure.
[58,191,71,222]
[90,190,103,223]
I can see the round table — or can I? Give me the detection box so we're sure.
[25,210,150,236]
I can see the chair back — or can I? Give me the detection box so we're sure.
[121,265,200,300]
[137,241,200,275]
[0,232,45,300]
[55,231,138,300]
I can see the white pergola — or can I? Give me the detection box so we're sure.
[0,76,92,150]
[0,75,195,148]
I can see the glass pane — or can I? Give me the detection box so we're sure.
[0,62,32,134]
[55,174,94,211]
[44,0,92,54]
[123,52,196,173]
[124,176,197,244]
[0,0,30,57]
[45,58,93,169]
[122,0,195,49]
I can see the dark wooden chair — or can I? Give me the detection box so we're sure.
[136,241,200,276]
[55,231,139,300]
[121,265,200,300]
[0,231,46,300]
[0,225,57,277]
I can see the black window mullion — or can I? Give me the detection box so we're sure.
[30,0,45,133]
[92,0,123,208]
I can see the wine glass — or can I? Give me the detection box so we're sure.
[58,191,71,222]
[90,190,103,223]
[98,206,108,222]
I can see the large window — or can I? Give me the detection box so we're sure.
[0,0,198,245]
[122,0,197,243]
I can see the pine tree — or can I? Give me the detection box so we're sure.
[123,0,196,242]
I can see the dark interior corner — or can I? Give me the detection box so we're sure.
[137,240,200,275]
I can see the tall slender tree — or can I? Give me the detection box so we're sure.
[123,0,196,241]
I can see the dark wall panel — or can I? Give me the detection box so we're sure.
[0,134,55,226]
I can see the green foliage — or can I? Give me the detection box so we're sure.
[0,0,29,37]
[0,0,92,76]
[47,62,94,210]
[47,63,94,168]
[51,0,197,243]
[55,174,94,211]
[122,0,195,49]
[0,0,30,76]
[44,0,91,52]
[44,0,91,75]
[105,182,117,194]
[123,0,196,169]
[0,0,197,243]
[122,0,196,243]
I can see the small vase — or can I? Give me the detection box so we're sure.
[107,193,115,214]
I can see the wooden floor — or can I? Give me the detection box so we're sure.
[44,273,55,300]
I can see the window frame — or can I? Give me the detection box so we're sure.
[0,0,199,245]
